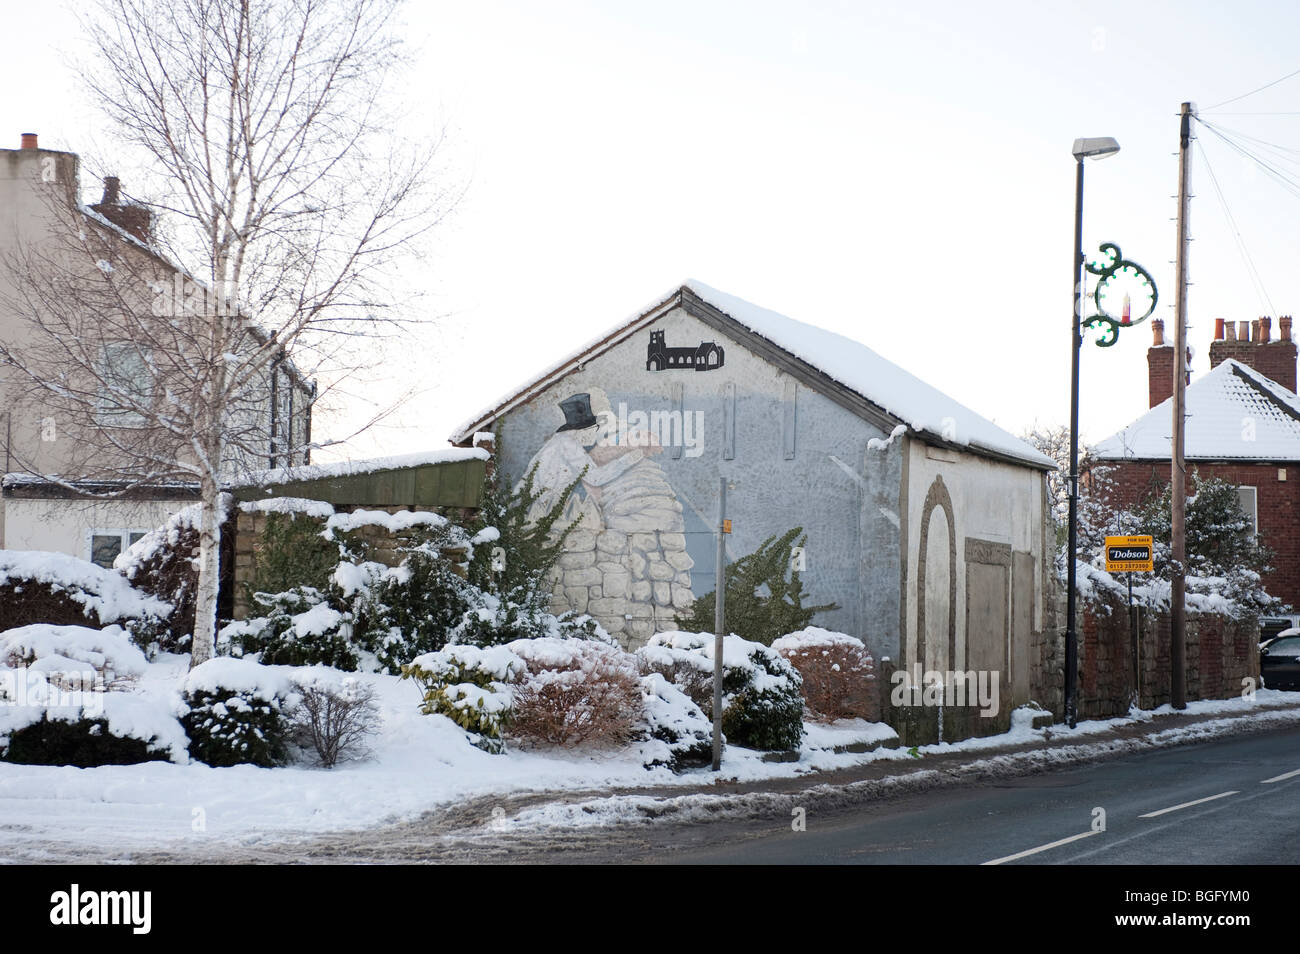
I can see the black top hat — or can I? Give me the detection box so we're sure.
[556,393,599,432]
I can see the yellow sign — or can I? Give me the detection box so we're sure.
[722,519,732,534]
[1105,535,1154,573]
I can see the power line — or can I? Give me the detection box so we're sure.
[1196,138,1276,316]
[1205,66,1300,111]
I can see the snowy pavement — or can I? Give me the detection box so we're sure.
[2,683,1297,863]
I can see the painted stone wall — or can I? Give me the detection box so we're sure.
[495,304,897,649]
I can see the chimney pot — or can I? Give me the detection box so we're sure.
[20,132,37,150]
[101,176,121,206]
[1214,317,1225,340]
[1225,322,1237,341]
[1239,320,1251,342]
[1252,319,1262,342]
[1281,316,1293,342]
[1261,316,1272,343]
[1152,318,1165,346]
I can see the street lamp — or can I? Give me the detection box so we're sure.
[1066,136,1119,729]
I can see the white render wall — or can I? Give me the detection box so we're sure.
[2,496,189,561]
[902,438,1047,706]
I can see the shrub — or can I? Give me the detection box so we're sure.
[0,623,149,687]
[638,632,805,751]
[353,528,476,671]
[506,638,644,748]
[220,587,358,670]
[675,528,839,645]
[401,644,523,753]
[772,628,880,722]
[0,549,169,634]
[245,507,339,598]
[285,672,380,768]
[636,672,713,771]
[115,496,235,653]
[0,715,170,766]
[181,658,294,767]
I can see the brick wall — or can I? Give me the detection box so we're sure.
[1078,591,1258,717]
[1096,460,1300,609]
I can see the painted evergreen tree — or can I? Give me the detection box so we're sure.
[676,527,839,645]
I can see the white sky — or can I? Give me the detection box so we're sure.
[6,0,1300,461]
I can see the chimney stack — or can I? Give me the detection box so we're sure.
[1209,314,1298,392]
[90,175,154,245]
[20,132,37,149]
[1147,318,1175,407]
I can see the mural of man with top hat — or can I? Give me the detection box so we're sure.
[518,387,694,646]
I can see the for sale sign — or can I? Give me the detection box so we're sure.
[1105,535,1154,573]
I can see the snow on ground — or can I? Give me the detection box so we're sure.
[2,644,1296,856]
[0,652,895,857]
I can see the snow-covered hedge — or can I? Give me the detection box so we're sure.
[505,638,643,748]
[638,632,805,751]
[0,549,170,634]
[180,657,297,767]
[401,645,523,753]
[114,496,233,653]
[220,587,357,670]
[772,627,879,722]
[635,672,714,771]
[1,623,149,685]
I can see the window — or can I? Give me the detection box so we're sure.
[87,529,148,569]
[96,342,153,427]
[1235,485,1258,538]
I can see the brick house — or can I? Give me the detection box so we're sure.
[1090,315,1299,615]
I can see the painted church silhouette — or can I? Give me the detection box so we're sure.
[645,330,725,372]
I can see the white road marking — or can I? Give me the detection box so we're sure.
[981,829,1100,866]
[1261,768,1300,784]
[1138,790,1239,818]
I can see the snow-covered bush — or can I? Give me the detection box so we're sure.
[0,549,169,636]
[772,628,879,722]
[638,632,805,751]
[635,672,714,771]
[506,638,644,748]
[0,668,187,766]
[401,645,523,753]
[284,670,380,768]
[180,658,296,767]
[1,714,172,766]
[115,496,234,653]
[220,587,358,670]
[1,623,149,687]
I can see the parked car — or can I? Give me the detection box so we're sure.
[1260,629,1300,691]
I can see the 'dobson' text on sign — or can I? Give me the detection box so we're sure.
[1104,535,1154,573]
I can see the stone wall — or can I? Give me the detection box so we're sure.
[231,503,466,620]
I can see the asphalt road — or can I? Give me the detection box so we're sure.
[653,723,1300,864]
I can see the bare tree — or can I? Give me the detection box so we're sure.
[0,0,450,667]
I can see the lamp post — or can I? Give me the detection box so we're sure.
[1066,136,1120,729]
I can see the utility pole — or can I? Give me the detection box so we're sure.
[1170,101,1195,711]
[711,476,727,771]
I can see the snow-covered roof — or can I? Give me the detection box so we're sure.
[230,447,490,489]
[452,281,1053,470]
[1093,359,1300,462]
